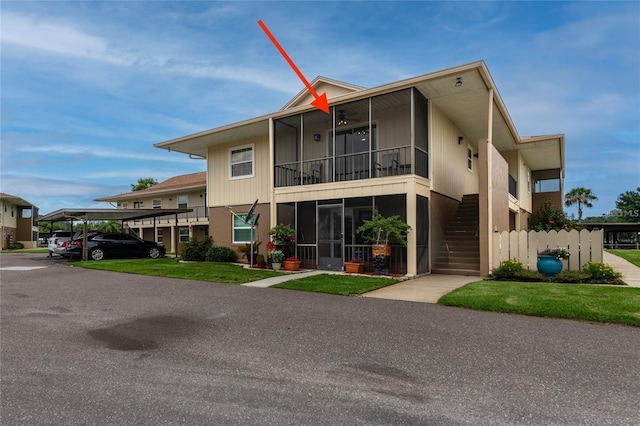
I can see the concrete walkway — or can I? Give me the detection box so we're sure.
[362,274,479,303]
[602,251,640,287]
[242,269,328,288]
[243,268,478,303]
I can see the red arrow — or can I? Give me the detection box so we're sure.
[258,20,329,114]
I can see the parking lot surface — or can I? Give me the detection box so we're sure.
[1,253,639,425]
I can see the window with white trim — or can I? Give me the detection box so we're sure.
[179,227,189,242]
[467,145,473,171]
[177,195,188,209]
[232,214,252,243]
[152,199,162,209]
[230,145,254,179]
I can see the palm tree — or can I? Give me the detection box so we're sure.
[565,187,598,220]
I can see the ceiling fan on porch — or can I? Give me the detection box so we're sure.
[336,109,362,127]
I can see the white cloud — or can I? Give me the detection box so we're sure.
[16,144,194,163]
[2,12,136,66]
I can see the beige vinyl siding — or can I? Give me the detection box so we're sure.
[501,150,533,214]
[290,82,358,109]
[430,103,478,200]
[274,175,430,204]
[376,103,411,150]
[208,135,271,207]
[1,201,18,228]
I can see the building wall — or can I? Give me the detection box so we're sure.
[208,135,271,207]
[117,190,206,211]
[430,103,478,200]
[208,203,271,258]
[501,149,533,214]
[1,201,18,228]
[532,191,563,214]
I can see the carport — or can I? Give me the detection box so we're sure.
[37,208,192,261]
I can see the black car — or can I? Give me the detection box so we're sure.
[67,233,165,261]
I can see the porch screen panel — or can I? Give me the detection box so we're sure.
[416,195,429,274]
[333,98,370,182]
[374,194,407,275]
[297,201,316,244]
[414,89,429,178]
[274,115,301,187]
[372,89,412,177]
[302,110,332,184]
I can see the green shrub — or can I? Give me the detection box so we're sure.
[205,246,237,263]
[555,270,592,283]
[179,236,212,261]
[8,242,25,250]
[581,262,622,284]
[514,269,545,282]
[492,259,525,280]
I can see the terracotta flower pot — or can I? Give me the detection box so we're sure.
[344,262,365,273]
[283,260,301,271]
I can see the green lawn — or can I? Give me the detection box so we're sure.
[608,249,640,267]
[1,248,48,254]
[438,281,640,327]
[70,258,280,284]
[273,274,398,295]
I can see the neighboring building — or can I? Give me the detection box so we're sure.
[154,61,565,276]
[0,193,39,249]
[95,172,208,253]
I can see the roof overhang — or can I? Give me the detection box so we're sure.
[0,194,37,208]
[155,117,270,158]
[37,208,193,223]
[95,184,206,202]
[514,134,565,172]
[154,60,562,171]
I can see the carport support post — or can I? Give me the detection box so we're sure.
[82,220,88,261]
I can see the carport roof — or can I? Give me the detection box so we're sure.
[37,208,193,223]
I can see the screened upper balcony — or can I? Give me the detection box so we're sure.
[274,88,428,187]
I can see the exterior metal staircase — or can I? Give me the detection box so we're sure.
[432,194,480,275]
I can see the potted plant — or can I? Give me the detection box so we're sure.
[283,255,301,271]
[344,257,365,274]
[254,254,266,269]
[537,247,569,278]
[237,240,261,265]
[269,223,296,246]
[356,210,411,275]
[270,249,285,271]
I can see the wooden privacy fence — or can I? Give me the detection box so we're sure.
[492,229,604,271]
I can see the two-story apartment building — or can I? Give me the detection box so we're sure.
[95,172,208,253]
[0,193,39,249]
[154,61,564,276]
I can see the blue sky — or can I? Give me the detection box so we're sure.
[1,1,638,219]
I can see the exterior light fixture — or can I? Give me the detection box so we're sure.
[455,77,462,87]
[314,133,321,142]
[458,136,464,145]
[337,110,348,126]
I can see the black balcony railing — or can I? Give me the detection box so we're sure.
[275,146,413,188]
[130,205,209,226]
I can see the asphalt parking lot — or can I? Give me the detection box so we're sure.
[1,253,639,425]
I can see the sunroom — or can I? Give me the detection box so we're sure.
[273,87,429,187]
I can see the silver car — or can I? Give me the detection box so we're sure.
[47,230,73,257]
